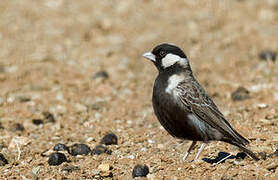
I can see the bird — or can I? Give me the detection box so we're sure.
[142,43,259,161]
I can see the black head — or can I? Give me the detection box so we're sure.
[143,43,189,72]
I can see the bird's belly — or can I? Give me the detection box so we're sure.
[152,95,222,141]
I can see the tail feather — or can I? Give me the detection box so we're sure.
[223,139,259,161]
[231,128,249,145]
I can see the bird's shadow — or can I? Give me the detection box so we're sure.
[202,152,247,164]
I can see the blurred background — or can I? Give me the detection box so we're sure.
[0,0,277,179]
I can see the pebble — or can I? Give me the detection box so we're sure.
[62,164,80,173]
[100,133,118,145]
[127,155,135,159]
[258,152,267,160]
[48,152,67,166]
[98,163,111,172]
[74,103,87,113]
[268,149,278,158]
[231,87,250,101]
[53,143,68,152]
[42,111,55,123]
[157,144,164,149]
[257,103,268,109]
[32,119,44,125]
[235,152,247,160]
[147,174,156,180]
[259,50,276,62]
[32,166,40,176]
[68,144,91,156]
[93,71,109,79]
[16,96,31,103]
[0,153,8,166]
[132,164,149,178]
[266,163,278,171]
[91,144,112,155]
[11,123,25,131]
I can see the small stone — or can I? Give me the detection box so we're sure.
[17,96,31,102]
[98,163,111,172]
[157,144,164,149]
[62,164,80,172]
[32,166,40,176]
[132,164,149,178]
[75,103,87,113]
[268,149,278,158]
[231,87,250,101]
[11,123,25,131]
[92,144,112,155]
[68,144,91,156]
[147,174,156,180]
[53,143,68,151]
[93,71,109,79]
[258,152,267,160]
[257,103,268,109]
[235,152,247,160]
[0,153,8,166]
[48,152,67,166]
[100,133,118,145]
[32,119,44,125]
[42,111,55,123]
[259,50,276,62]
[266,163,278,171]
[127,155,135,159]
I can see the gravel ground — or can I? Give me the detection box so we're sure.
[0,0,277,179]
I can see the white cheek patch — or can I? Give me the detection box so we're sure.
[161,54,189,68]
[165,74,184,94]
[161,54,180,68]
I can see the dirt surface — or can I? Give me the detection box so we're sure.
[0,0,278,179]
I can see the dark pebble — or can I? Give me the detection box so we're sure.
[235,152,247,159]
[68,144,91,156]
[32,119,44,125]
[0,122,4,129]
[62,164,80,173]
[93,71,109,79]
[48,152,67,166]
[258,152,267,160]
[100,133,118,145]
[53,143,68,152]
[17,96,31,102]
[91,144,112,155]
[42,111,55,123]
[231,87,250,101]
[268,149,278,158]
[0,153,8,166]
[132,164,149,178]
[11,123,25,131]
[259,50,276,62]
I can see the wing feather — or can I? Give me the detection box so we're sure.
[175,80,249,145]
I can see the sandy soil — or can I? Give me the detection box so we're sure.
[0,0,277,179]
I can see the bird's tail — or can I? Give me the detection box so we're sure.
[223,139,260,161]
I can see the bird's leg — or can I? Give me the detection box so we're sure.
[182,141,197,161]
[193,142,207,161]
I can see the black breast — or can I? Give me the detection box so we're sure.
[152,74,204,141]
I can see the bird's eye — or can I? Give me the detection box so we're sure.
[159,51,166,57]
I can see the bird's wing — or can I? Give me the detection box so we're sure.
[175,80,249,145]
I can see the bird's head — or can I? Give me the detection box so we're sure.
[143,43,190,72]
